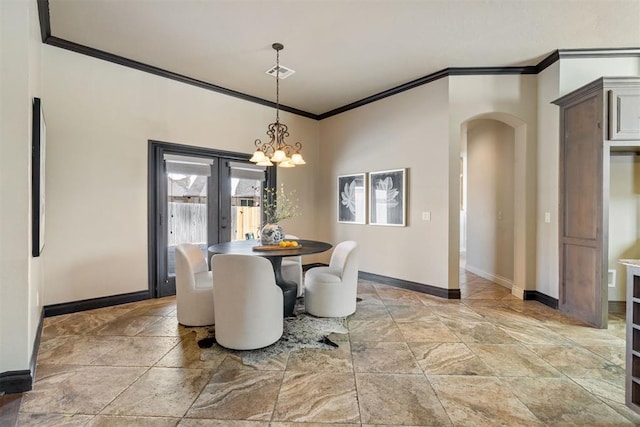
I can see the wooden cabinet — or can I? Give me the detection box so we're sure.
[555,77,640,413]
[610,87,640,140]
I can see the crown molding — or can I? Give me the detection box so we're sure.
[43,36,319,120]
[37,1,640,121]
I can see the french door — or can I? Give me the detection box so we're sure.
[148,141,274,297]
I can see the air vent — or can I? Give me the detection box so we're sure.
[265,64,295,79]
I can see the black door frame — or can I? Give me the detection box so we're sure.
[148,140,276,298]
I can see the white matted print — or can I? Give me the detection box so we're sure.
[369,168,406,226]
[337,173,366,224]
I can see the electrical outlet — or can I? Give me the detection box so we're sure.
[545,212,551,223]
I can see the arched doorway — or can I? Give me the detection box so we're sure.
[458,112,531,299]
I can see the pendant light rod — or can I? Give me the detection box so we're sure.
[250,42,306,168]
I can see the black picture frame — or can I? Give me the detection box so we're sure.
[369,168,406,226]
[32,97,46,257]
[337,173,366,224]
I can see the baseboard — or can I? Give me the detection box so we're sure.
[44,290,150,317]
[609,301,625,315]
[511,285,525,300]
[523,290,559,309]
[465,264,513,289]
[0,308,44,394]
[359,271,461,299]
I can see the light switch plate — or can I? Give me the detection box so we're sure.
[422,211,431,221]
[544,212,551,223]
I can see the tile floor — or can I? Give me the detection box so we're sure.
[8,271,640,426]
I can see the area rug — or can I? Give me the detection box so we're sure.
[188,300,349,367]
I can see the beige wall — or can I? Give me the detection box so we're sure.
[42,46,319,305]
[0,0,43,373]
[609,154,640,302]
[318,80,451,289]
[466,120,515,286]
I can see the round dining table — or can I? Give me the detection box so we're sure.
[208,239,332,317]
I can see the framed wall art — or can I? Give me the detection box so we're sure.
[369,168,406,226]
[337,173,366,224]
[32,97,46,257]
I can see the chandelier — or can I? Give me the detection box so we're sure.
[249,43,306,168]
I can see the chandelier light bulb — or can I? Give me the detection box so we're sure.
[256,158,274,166]
[249,150,266,163]
[271,149,287,163]
[291,153,306,165]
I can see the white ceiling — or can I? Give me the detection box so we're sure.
[48,0,640,116]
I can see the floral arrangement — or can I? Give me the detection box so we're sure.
[262,184,301,224]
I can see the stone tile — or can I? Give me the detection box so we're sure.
[469,344,562,377]
[417,293,461,306]
[271,424,359,427]
[409,342,493,376]
[15,413,94,426]
[584,344,626,366]
[497,322,575,345]
[347,319,404,342]
[526,344,616,376]
[19,365,146,415]
[347,304,391,321]
[429,375,542,426]
[122,297,177,317]
[155,335,227,369]
[286,342,353,372]
[447,321,519,344]
[36,335,126,365]
[91,336,181,366]
[41,310,131,337]
[396,320,460,343]
[571,376,626,405]
[179,421,269,427]
[503,376,631,425]
[429,305,484,325]
[101,367,212,417]
[87,415,180,426]
[186,367,283,420]
[351,341,421,374]
[136,317,192,337]
[272,372,359,423]
[218,350,290,371]
[386,304,437,322]
[92,315,165,336]
[356,373,450,426]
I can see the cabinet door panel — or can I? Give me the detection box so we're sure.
[609,88,640,140]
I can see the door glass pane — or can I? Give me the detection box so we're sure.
[229,163,264,241]
[166,156,212,275]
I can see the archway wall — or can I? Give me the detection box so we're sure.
[449,74,538,294]
[465,119,515,286]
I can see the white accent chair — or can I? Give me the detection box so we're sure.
[175,243,215,326]
[212,254,283,350]
[304,241,359,317]
[281,234,304,297]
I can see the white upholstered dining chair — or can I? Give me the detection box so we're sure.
[281,234,304,297]
[212,254,283,350]
[174,243,215,326]
[304,240,359,317]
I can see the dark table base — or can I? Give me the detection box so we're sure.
[268,256,298,317]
